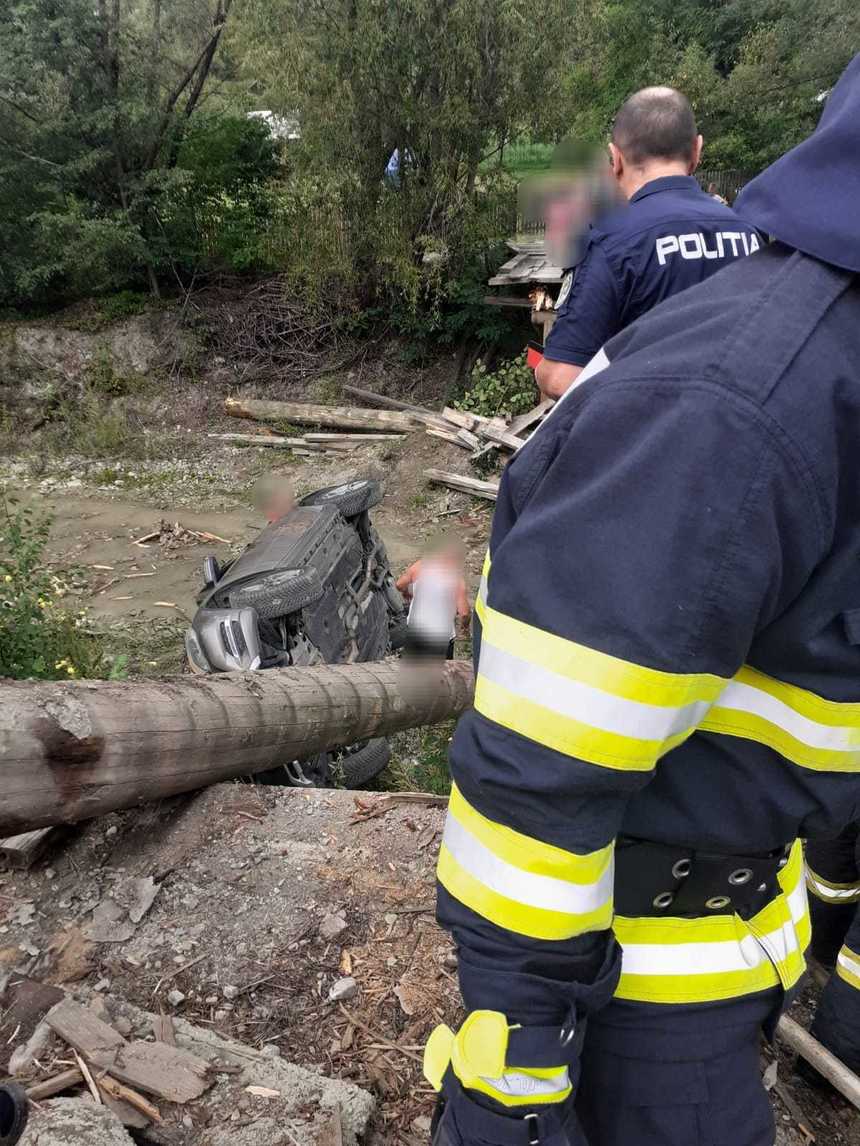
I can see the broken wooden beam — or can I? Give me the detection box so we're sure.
[26,1067,84,1101]
[224,397,420,434]
[777,1013,860,1109]
[0,660,475,834]
[508,398,554,437]
[0,827,58,869]
[425,469,499,502]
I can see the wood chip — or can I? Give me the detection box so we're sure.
[151,1013,176,1047]
[245,1085,281,1098]
[153,601,177,608]
[73,1049,102,1105]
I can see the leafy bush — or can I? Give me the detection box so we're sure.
[456,352,538,419]
[0,496,125,680]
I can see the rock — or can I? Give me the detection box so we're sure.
[106,826,118,838]
[222,984,239,1000]
[168,989,186,1007]
[170,1016,375,1146]
[319,913,348,941]
[412,1115,433,1135]
[19,1098,134,1146]
[328,976,358,1003]
[261,1043,281,1059]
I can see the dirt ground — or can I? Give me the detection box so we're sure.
[0,368,857,1144]
[0,786,857,1146]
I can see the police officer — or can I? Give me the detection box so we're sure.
[536,86,759,400]
[424,55,860,1146]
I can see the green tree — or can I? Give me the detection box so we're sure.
[0,0,245,306]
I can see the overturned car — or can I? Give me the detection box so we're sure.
[185,479,407,787]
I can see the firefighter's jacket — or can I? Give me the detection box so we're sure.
[436,242,860,1054]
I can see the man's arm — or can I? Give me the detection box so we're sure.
[536,243,621,399]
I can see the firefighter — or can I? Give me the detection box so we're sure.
[424,55,860,1146]
[536,86,760,400]
[802,827,860,1079]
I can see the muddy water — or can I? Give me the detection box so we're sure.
[39,492,420,622]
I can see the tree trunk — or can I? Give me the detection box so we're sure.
[224,397,422,433]
[0,660,475,835]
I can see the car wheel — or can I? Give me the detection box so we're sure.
[299,479,383,518]
[335,738,391,787]
[231,568,324,620]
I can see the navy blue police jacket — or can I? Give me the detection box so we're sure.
[543,174,761,367]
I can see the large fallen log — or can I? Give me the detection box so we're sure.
[0,660,475,835]
[224,396,420,433]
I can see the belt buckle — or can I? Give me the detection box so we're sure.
[524,1112,540,1146]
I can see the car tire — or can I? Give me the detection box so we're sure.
[299,479,383,518]
[337,738,391,787]
[231,568,324,620]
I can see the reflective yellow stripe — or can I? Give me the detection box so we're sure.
[836,945,860,991]
[469,1065,571,1107]
[437,785,614,941]
[479,557,860,776]
[701,666,860,773]
[474,595,724,772]
[805,866,860,904]
[615,841,810,1004]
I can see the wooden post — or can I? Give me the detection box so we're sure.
[0,660,475,835]
[224,397,421,434]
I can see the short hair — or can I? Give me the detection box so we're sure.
[611,87,697,166]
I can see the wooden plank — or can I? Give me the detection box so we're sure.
[224,397,420,434]
[341,386,453,432]
[508,398,554,438]
[46,997,210,1103]
[106,1041,211,1103]
[45,998,126,1059]
[303,432,405,443]
[425,469,499,502]
[208,433,310,450]
[482,295,535,309]
[0,827,57,869]
[426,428,472,450]
[456,428,481,450]
[474,422,526,452]
[26,1067,83,1101]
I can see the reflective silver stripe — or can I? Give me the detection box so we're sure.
[481,1069,571,1098]
[477,639,712,742]
[441,815,613,916]
[837,948,860,979]
[806,872,860,901]
[717,679,860,753]
[620,877,807,978]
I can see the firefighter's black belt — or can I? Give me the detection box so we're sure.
[614,837,793,919]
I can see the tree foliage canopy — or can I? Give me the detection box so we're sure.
[1,0,858,314]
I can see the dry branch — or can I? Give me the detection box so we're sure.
[777,1014,860,1109]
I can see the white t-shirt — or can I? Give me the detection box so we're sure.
[407,559,458,642]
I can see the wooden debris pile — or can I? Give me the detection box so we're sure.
[25,997,213,1131]
[220,385,555,497]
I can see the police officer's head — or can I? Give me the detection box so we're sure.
[609,87,703,200]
